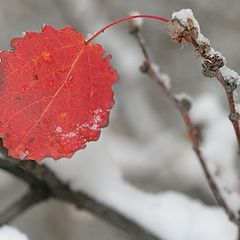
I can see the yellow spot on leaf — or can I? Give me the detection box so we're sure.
[42,52,51,62]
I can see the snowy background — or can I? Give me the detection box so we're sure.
[0,0,240,239]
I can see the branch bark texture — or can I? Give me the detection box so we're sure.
[0,153,161,240]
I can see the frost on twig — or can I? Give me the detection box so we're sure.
[220,66,240,93]
[129,10,240,225]
[167,8,239,84]
[167,8,240,151]
[149,63,171,90]
[167,8,240,224]
[175,93,193,112]
[190,95,240,216]
[128,11,144,33]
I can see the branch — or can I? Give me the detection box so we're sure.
[0,188,49,226]
[0,155,161,240]
[167,9,240,150]
[58,191,160,240]
[128,17,238,224]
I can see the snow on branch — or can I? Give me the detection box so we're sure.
[47,144,237,240]
[128,11,239,225]
[168,9,240,150]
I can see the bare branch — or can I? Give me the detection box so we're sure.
[129,22,238,224]
[0,188,49,226]
[57,190,160,240]
[0,156,161,240]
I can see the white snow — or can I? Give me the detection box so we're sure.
[46,112,238,239]
[128,11,144,28]
[80,108,103,131]
[220,66,240,85]
[151,63,171,89]
[172,9,200,32]
[158,73,171,89]
[55,109,103,141]
[47,157,237,239]
[172,9,211,46]
[19,150,29,160]
[190,94,240,213]
[175,92,193,104]
[172,9,240,87]
[172,9,210,46]
[236,103,240,113]
[208,48,226,64]
[0,226,28,240]
[56,126,62,133]
[197,33,210,44]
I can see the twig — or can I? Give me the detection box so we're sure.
[192,40,240,149]
[0,189,49,226]
[167,11,240,151]
[0,156,161,240]
[129,22,238,224]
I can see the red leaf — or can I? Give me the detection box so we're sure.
[0,25,118,160]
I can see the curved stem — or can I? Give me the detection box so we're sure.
[86,14,169,44]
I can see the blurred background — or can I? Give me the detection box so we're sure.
[0,0,240,239]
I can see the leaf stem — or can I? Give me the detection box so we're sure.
[86,14,169,44]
